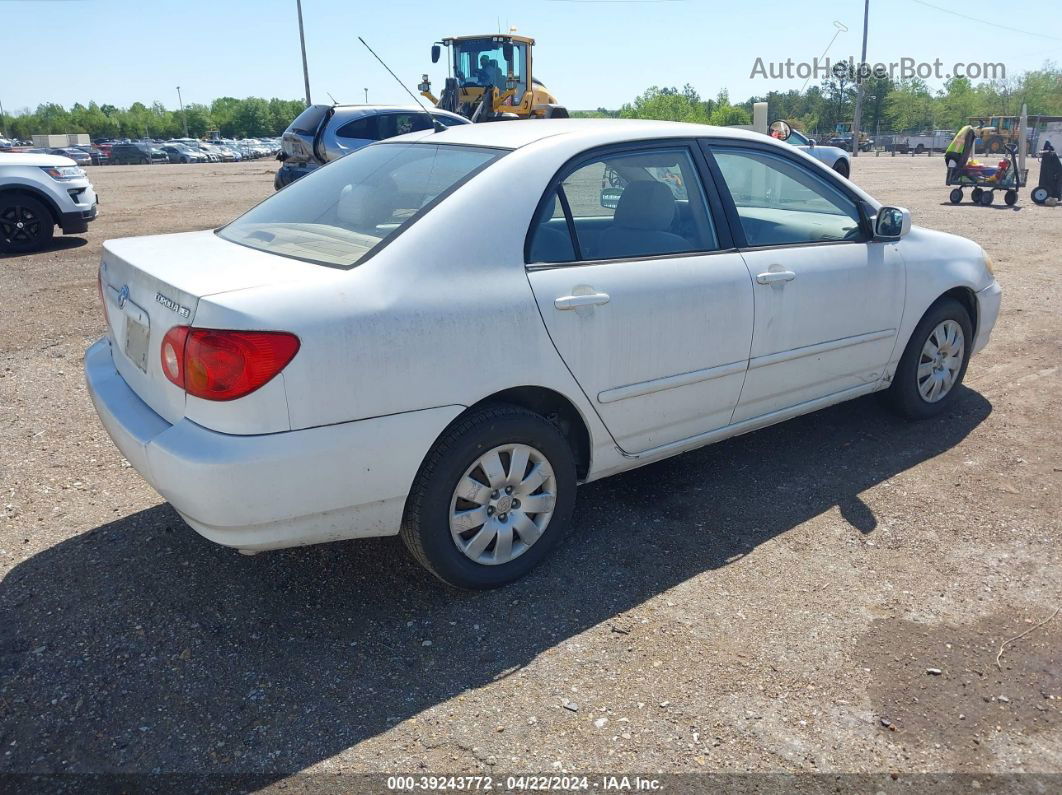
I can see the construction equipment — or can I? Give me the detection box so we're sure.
[975,115,1027,155]
[418,34,567,122]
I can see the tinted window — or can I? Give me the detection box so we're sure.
[527,147,718,263]
[219,143,503,269]
[336,117,378,141]
[289,104,329,135]
[712,148,864,246]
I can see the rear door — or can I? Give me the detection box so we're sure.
[526,142,754,455]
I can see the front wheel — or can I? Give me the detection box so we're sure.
[887,298,973,420]
[980,190,994,206]
[1004,190,1018,206]
[833,159,850,179]
[949,188,963,204]
[0,194,55,254]
[1031,186,1049,204]
[401,404,577,589]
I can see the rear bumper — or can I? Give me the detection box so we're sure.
[84,338,462,551]
[973,279,1002,354]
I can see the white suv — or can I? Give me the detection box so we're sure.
[0,152,98,253]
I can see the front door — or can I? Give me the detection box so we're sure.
[525,144,754,454]
[706,144,906,423]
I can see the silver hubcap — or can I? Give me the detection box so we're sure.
[917,319,965,403]
[449,443,557,566]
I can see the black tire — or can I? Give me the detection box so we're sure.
[980,190,994,206]
[949,188,963,204]
[400,404,577,589]
[971,187,983,203]
[138,156,149,165]
[1004,190,1018,206]
[887,298,973,420]
[1031,186,1049,204]
[833,159,850,179]
[0,193,55,254]
[915,144,925,154]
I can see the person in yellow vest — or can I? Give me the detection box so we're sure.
[945,122,984,177]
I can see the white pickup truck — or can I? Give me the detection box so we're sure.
[0,151,98,253]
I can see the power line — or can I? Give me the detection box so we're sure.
[910,0,1062,41]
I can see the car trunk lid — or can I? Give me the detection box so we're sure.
[99,230,337,425]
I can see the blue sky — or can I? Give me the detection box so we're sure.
[1,0,1058,114]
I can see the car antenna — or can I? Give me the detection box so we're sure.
[358,36,445,133]
[326,91,339,106]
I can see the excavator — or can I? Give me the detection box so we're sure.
[418,34,568,122]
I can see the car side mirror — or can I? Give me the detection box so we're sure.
[431,45,441,64]
[769,120,792,141]
[600,187,622,209]
[874,206,911,240]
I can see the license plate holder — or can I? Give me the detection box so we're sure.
[125,316,150,372]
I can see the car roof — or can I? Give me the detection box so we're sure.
[391,118,773,151]
[0,151,78,167]
[327,104,466,121]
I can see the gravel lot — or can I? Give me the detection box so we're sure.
[1,156,1059,784]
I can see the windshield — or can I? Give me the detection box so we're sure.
[218,143,504,268]
[453,38,527,95]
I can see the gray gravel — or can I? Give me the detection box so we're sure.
[1,157,1059,780]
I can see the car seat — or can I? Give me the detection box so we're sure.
[595,180,689,259]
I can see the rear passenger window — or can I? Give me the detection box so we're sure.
[527,147,718,264]
[336,117,379,141]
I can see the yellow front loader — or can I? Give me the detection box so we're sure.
[418,34,568,122]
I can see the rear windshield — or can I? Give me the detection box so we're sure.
[289,104,330,135]
[218,143,504,268]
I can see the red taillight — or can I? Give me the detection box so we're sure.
[161,326,300,401]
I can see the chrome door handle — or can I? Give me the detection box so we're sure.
[756,270,796,285]
[555,292,610,310]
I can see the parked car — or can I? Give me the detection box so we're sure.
[774,126,852,178]
[160,143,207,164]
[110,142,168,165]
[44,147,92,167]
[86,120,1001,588]
[274,104,469,189]
[74,145,109,165]
[1,151,98,252]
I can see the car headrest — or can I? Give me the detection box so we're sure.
[613,180,676,231]
[336,178,396,230]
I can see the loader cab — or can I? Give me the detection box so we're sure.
[451,36,528,96]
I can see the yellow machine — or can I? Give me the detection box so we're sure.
[973,116,1026,154]
[418,34,567,122]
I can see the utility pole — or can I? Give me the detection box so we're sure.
[296,0,312,105]
[851,0,869,157]
[176,86,189,138]
[363,88,368,103]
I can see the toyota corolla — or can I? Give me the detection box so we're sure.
[86,119,1001,588]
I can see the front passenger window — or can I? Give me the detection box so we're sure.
[712,148,865,246]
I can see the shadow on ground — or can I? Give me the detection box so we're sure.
[0,236,87,260]
[0,389,991,777]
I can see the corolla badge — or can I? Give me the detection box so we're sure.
[117,285,129,309]
[155,291,192,318]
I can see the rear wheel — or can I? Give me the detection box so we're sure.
[401,404,576,589]
[1031,186,1049,204]
[980,190,994,206]
[971,187,983,203]
[833,159,850,179]
[888,298,972,420]
[949,188,963,204]
[1005,190,1018,206]
[0,194,54,254]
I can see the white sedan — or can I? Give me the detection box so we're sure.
[86,119,1001,588]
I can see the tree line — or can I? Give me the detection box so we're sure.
[575,64,1062,137]
[0,97,307,141]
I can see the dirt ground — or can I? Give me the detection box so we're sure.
[1,155,1059,785]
